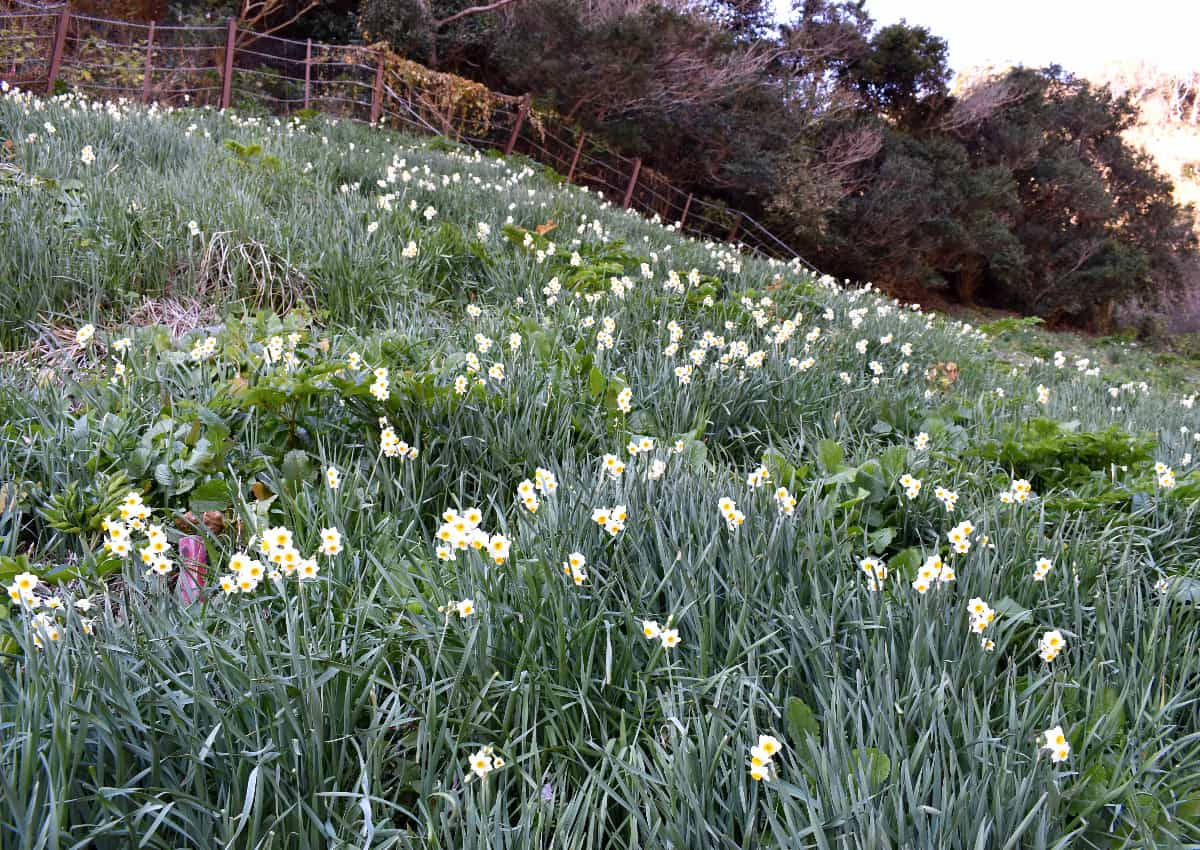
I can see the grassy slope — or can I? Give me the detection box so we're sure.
[1,91,1200,849]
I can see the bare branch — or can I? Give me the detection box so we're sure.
[236,0,320,49]
[435,0,525,28]
[941,74,1030,134]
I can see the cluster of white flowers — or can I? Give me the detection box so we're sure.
[102,493,173,577]
[189,335,218,362]
[1042,726,1070,763]
[1154,461,1177,489]
[561,551,588,586]
[748,734,783,782]
[934,486,959,513]
[998,478,1034,504]
[967,597,996,643]
[773,486,796,516]
[641,618,680,649]
[946,520,976,555]
[746,465,770,488]
[858,556,887,592]
[591,504,627,537]
[435,508,511,564]
[369,367,390,401]
[4,568,93,648]
[260,332,304,370]
[1038,629,1066,663]
[466,745,505,778]
[516,467,558,513]
[911,554,955,594]
[380,419,419,461]
[601,453,627,479]
[717,497,745,530]
[626,437,654,457]
[217,523,337,594]
[442,598,475,618]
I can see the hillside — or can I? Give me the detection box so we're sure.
[1092,64,1200,331]
[2,88,1200,849]
[1094,63,1200,211]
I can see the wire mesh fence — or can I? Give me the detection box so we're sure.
[0,2,816,270]
[0,7,55,88]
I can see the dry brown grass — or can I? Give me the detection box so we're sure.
[126,296,220,338]
[195,231,312,313]
[0,296,220,375]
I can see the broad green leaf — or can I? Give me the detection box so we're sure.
[850,747,891,784]
[588,366,606,398]
[867,527,896,553]
[189,478,232,513]
[879,445,908,480]
[281,449,312,483]
[154,463,175,489]
[680,438,708,472]
[762,448,800,489]
[816,439,844,473]
[992,596,1032,624]
[786,697,820,741]
[888,547,922,575]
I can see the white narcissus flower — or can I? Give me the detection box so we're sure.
[468,748,493,777]
[1042,726,1070,763]
[319,527,342,556]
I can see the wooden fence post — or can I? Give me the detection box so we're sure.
[727,216,740,243]
[370,55,384,124]
[45,5,70,95]
[566,131,585,183]
[303,38,312,110]
[679,192,693,228]
[219,17,236,110]
[622,157,642,209]
[141,20,155,103]
[504,94,530,156]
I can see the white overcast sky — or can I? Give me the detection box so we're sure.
[772,0,1200,76]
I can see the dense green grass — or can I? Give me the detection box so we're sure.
[1,88,1200,849]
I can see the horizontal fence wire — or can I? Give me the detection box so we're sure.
[0,8,53,86]
[0,4,815,269]
[151,23,224,32]
[73,13,151,30]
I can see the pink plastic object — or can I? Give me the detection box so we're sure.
[178,536,208,603]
